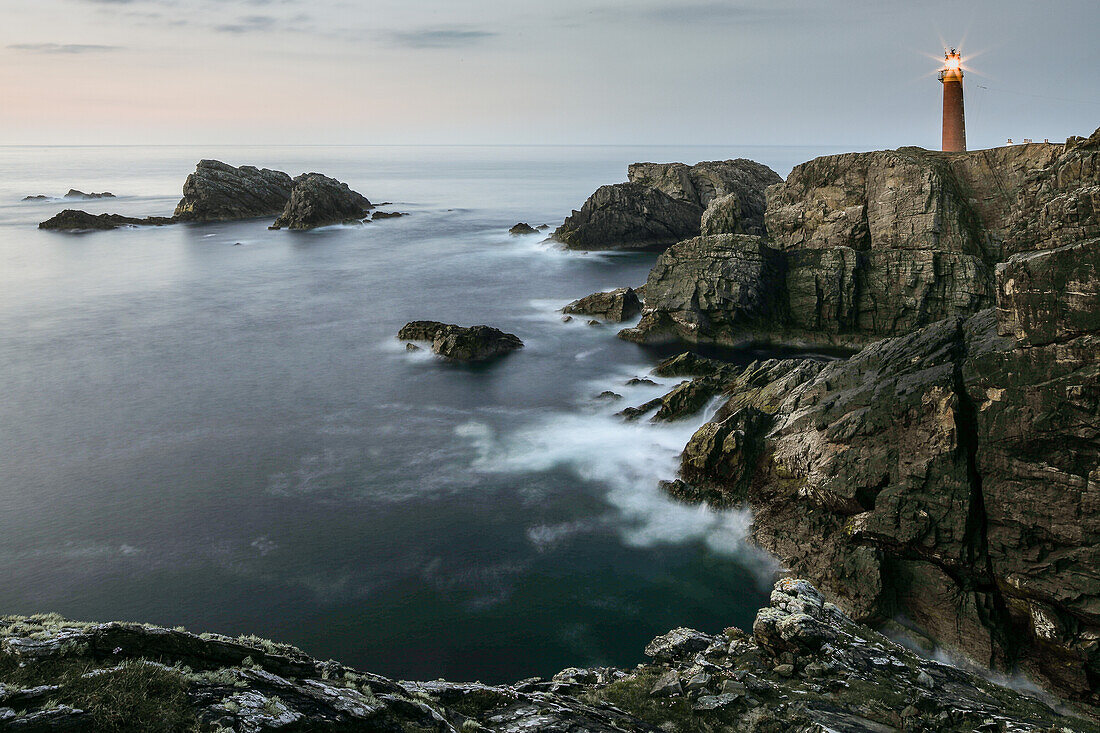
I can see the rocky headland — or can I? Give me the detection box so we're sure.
[2,578,1094,732]
[552,159,782,250]
[562,127,1100,711]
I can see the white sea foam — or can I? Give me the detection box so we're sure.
[455,390,779,586]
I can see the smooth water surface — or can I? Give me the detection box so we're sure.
[0,144,844,682]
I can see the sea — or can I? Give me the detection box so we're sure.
[0,144,845,683]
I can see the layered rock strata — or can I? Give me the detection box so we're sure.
[552,160,781,251]
[624,133,1098,347]
[669,234,1099,705]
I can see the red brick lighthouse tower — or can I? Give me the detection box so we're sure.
[939,48,966,151]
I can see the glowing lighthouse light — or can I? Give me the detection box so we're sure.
[938,48,966,152]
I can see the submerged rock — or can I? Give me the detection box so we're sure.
[562,287,642,322]
[270,173,372,230]
[173,159,295,222]
[370,210,405,220]
[398,321,524,361]
[38,210,174,231]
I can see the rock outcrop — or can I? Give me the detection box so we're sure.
[624,132,1099,348]
[398,321,524,361]
[563,287,642,321]
[669,234,1100,706]
[628,159,780,236]
[552,160,781,251]
[270,173,372,230]
[508,222,538,235]
[173,160,295,223]
[24,190,114,201]
[3,578,1093,732]
[38,210,174,231]
[552,183,703,251]
[619,234,786,345]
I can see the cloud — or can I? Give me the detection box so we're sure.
[390,28,497,49]
[215,14,278,33]
[8,43,122,53]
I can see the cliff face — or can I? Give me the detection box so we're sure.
[552,160,781,250]
[623,133,1098,347]
[2,579,1094,732]
[671,235,1100,705]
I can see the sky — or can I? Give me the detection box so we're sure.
[2,0,1098,148]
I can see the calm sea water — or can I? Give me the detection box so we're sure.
[0,144,844,683]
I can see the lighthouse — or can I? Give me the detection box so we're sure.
[939,49,966,152]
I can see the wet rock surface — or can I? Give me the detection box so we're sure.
[38,209,174,231]
[3,579,1093,732]
[508,222,538,235]
[270,173,373,230]
[563,287,642,321]
[399,321,524,361]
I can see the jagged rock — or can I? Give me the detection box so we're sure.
[651,352,728,378]
[628,159,781,235]
[643,628,718,663]
[619,234,785,345]
[398,321,523,361]
[677,236,1100,705]
[370,210,405,220]
[270,173,372,230]
[552,183,703,251]
[562,288,641,321]
[65,189,114,199]
[3,579,1093,732]
[508,222,538,235]
[700,192,744,235]
[647,670,682,697]
[173,160,295,222]
[38,210,174,231]
[22,194,48,201]
[678,407,769,502]
[995,237,1099,345]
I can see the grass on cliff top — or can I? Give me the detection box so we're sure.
[582,670,744,733]
[0,654,195,733]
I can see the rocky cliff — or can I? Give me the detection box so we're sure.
[623,131,1099,347]
[552,160,781,250]
[664,235,1099,706]
[2,579,1094,732]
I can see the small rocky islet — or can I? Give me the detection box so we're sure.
[37,160,405,232]
[9,128,1100,730]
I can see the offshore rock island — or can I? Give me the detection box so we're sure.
[5,128,1098,731]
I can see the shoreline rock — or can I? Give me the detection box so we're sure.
[562,287,642,322]
[269,173,372,230]
[38,210,174,231]
[398,321,524,361]
[1,578,1093,732]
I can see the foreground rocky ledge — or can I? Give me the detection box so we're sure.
[2,579,1094,732]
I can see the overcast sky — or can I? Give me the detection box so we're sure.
[3,0,1098,148]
